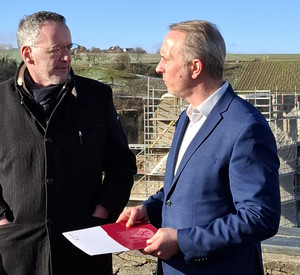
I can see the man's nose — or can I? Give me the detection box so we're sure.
[61,51,72,62]
[156,60,164,74]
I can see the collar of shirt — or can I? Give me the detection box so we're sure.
[186,81,229,124]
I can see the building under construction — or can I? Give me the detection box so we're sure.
[129,85,300,229]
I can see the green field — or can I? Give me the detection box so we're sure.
[2,49,300,92]
[0,49,161,65]
[226,53,300,62]
[2,48,300,65]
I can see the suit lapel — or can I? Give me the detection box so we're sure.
[167,85,237,194]
[163,112,189,190]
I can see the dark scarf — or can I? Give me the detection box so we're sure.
[24,69,64,116]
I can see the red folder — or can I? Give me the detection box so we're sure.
[101,221,157,250]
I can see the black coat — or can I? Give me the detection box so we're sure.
[0,65,137,275]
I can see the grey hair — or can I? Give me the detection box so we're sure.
[170,20,226,80]
[17,11,66,48]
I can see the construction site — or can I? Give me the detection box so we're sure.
[128,83,300,229]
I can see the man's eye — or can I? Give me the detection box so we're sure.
[53,47,62,53]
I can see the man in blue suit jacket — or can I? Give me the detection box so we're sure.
[117,20,280,275]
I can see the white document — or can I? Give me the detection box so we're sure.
[63,221,157,256]
[63,226,128,256]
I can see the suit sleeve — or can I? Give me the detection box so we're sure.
[177,121,281,263]
[143,188,164,228]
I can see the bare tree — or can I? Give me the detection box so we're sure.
[112,53,131,70]
[134,47,145,63]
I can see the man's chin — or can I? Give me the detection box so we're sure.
[51,75,69,85]
[167,90,177,97]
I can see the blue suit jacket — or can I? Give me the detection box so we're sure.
[144,85,281,275]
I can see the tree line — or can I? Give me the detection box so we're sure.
[0,46,159,84]
[0,57,18,82]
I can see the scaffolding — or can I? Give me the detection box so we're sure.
[130,87,188,201]
[130,86,300,228]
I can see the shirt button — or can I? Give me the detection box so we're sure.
[166,200,172,206]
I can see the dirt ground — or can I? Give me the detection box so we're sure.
[113,251,156,275]
[262,252,300,275]
[112,251,300,275]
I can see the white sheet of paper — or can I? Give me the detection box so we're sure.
[63,226,129,256]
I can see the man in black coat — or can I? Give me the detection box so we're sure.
[0,11,137,275]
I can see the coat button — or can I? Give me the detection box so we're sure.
[46,219,54,225]
[46,178,54,184]
[166,200,172,206]
[45,138,52,144]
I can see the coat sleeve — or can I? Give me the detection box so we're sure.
[0,184,11,218]
[96,89,137,221]
[177,121,281,263]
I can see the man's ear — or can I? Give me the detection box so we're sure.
[191,59,203,79]
[21,46,34,64]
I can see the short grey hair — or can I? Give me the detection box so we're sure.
[17,11,66,48]
[170,20,226,80]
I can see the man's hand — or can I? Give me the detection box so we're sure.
[0,214,9,226]
[142,227,180,260]
[92,204,109,219]
[117,207,180,260]
[116,204,149,227]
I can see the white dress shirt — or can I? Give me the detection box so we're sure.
[174,81,229,174]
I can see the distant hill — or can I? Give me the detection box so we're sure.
[224,59,300,91]
[1,49,300,92]
[226,53,300,62]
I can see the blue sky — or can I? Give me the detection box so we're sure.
[0,0,299,54]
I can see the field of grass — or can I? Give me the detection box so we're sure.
[2,49,300,92]
[0,49,22,63]
[226,53,300,62]
[2,48,300,65]
[224,60,300,91]
[0,49,158,82]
